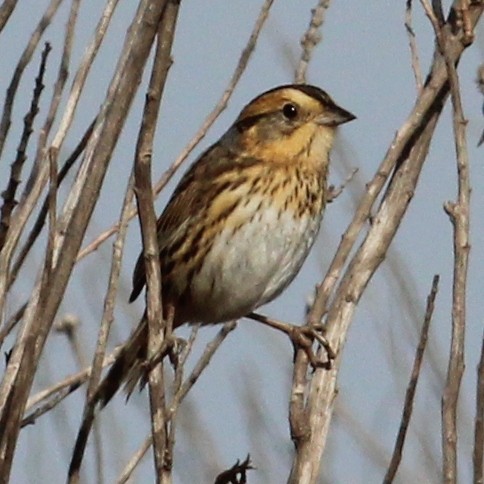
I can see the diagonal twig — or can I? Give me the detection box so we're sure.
[383,275,440,483]
[0,42,51,251]
[295,0,330,84]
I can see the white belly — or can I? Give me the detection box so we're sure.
[188,196,322,323]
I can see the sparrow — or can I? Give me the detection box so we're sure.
[99,84,355,405]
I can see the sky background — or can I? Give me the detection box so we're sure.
[1,1,483,483]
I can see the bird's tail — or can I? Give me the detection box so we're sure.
[96,319,148,407]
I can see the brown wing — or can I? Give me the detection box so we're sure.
[129,176,201,302]
[129,139,258,303]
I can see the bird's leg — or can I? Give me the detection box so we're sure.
[247,312,335,369]
[139,335,188,383]
[143,304,185,372]
[141,336,175,373]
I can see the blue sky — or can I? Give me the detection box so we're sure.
[1,1,483,482]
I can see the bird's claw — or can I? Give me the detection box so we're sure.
[167,336,187,368]
[289,324,335,370]
[142,335,186,373]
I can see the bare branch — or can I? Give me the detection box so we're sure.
[384,275,439,483]
[116,436,152,484]
[21,0,81,201]
[0,2,168,481]
[474,333,484,484]
[55,314,105,483]
[0,0,63,159]
[405,0,424,92]
[0,0,18,33]
[48,0,120,157]
[77,0,275,264]
[476,63,484,147]
[294,0,330,84]
[288,3,483,481]
[132,1,180,479]
[8,118,96,289]
[325,168,359,203]
[419,3,475,481]
[0,42,50,250]
[117,321,236,482]
[168,321,237,419]
[23,350,119,423]
[437,9,472,483]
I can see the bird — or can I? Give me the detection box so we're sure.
[98,84,355,405]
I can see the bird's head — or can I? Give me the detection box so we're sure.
[230,84,355,167]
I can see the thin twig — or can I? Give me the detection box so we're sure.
[295,0,330,84]
[167,325,199,471]
[48,0,120,157]
[23,350,119,419]
[287,3,483,482]
[22,383,81,427]
[405,0,424,92]
[0,0,63,159]
[325,168,358,203]
[421,2,473,482]
[8,118,96,290]
[172,326,199,396]
[474,333,484,484]
[419,0,442,33]
[0,0,18,33]
[383,275,439,484]
[476,64,484,147]
[0,42,51,251]
[117,321,237,482]
[56,314,105,484]
[116,436,152,484]
[21,0,81,201]
[169,321,237,415]
[64,170,134,484]
[77,0,275,264]
[133,2,180,479]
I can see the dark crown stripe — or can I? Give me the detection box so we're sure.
[253,84,333,107]
[235,112,269,132]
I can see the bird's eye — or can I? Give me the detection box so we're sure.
[282,103,298,120]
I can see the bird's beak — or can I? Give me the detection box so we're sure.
[316,105,356,127]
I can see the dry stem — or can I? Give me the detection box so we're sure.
[383,275,439,483]
[287,3,483,482]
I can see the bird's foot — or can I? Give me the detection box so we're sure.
[247,312,335,369]
[287,323,334,369]
[142,335,186,373]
